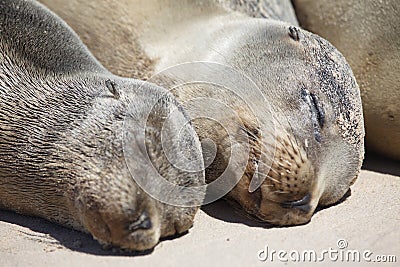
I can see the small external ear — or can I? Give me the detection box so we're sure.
[105,79,120,99]
[288,26,301,41]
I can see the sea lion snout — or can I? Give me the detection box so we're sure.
[84,210,161,251]
[280,193,312,213]
[227,124,320,226]
[253,135,319,225]
[128,212,153,231]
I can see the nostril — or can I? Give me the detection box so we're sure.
[280,193,312,213]
[128,212,153,232]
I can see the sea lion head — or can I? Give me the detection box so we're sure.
[0,0,206,252]
[209,20,365,225]
[70,78,205,251]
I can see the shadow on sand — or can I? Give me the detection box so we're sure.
[0,210,156,256]
[202,190,352,228]
[2,151,396,256]
[362,151,400,176]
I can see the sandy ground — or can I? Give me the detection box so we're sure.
[1,154,399,267]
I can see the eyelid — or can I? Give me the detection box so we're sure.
[301,88,325,142]
[310,93,325,128]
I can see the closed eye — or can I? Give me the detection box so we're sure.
[301,88,325,142]
[310,93,325,128]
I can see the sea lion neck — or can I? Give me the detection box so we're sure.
[133,1,242,71]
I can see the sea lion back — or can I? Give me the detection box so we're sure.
[0,0,106,76]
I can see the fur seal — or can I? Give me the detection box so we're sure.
[0,0,205,251]
[38,0,365,225]
[293,0,400,161]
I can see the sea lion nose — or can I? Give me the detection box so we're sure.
[128,211,153,232]
[280,193,312,213]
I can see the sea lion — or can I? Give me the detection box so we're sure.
[38,0,365,225]
[292,0,400,161]
[0,0,205,251]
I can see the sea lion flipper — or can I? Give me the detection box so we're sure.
[0,0,106,75]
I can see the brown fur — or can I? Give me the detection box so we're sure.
[0,0,204,251]
[37,0,365,226]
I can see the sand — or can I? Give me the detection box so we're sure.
[1,154,399,267]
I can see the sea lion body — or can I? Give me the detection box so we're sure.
[38,0,365,225]
[0,0,205,251]
[293,0,400,160]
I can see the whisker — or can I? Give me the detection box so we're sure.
[273,190,291,194]
[255,161,279,175]
[268,104,307,161]
[253,171,292,186]
[229,118,307,172]
[209,47,230,62]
